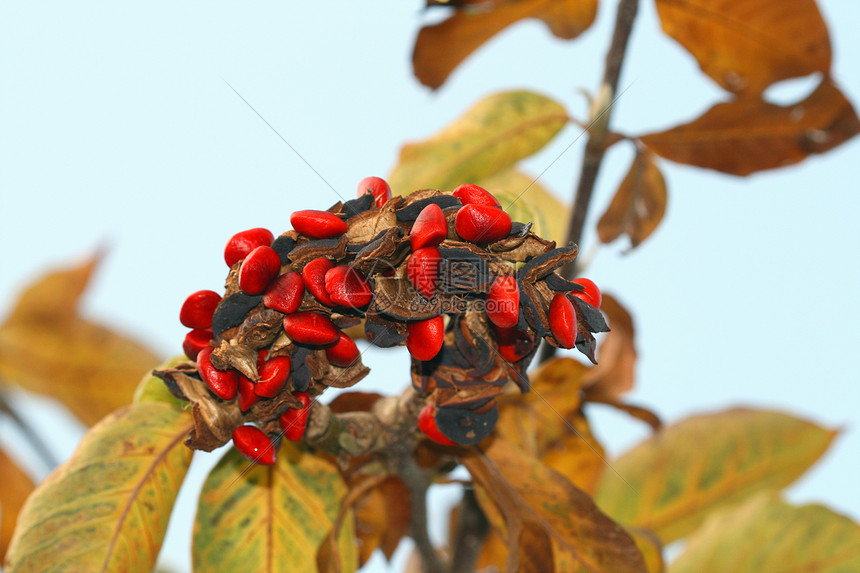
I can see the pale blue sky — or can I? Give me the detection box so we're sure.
[2,2,858,571]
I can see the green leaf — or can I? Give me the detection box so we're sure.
[593,408,838,544]
[193,441,357,573]
[4,403,193,573]
[669,493,860,573]
[477,168,569,244]
[388,91,568,195]
[133,356,189,409]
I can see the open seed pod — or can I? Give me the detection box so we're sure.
[155,181,608,460]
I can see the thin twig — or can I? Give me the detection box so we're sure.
[450,488,490,573]
[0,386,59,469]
[398,455,448,573]
[541,0,640,364]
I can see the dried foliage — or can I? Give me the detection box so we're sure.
[3,0,858,572]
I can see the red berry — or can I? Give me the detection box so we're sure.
[263,271,305,314]
[282,312,340,346]
[417,404,457,446]
[455,204,512,243]
[302,257,334,306]
[407,246,440,300]
[182,328,213,361]
[224,228,274,268]
[238,246,281,295]
[407,315,444,361]
[410,203,448,250]
[325,331,360,367]
[548,292,577,349]
[493,326,535,363]
[280,392,312,441]
[486,275,520,328]
[197,347,239,400]
[237,375,259,412]
[325,265,373,308]
[290,210,347,239]
[179,290,222,329]
[232,425,277,465]
[570,278,602,308]
[255,356,292,398]
[452,184,501,208]
[357,176,392,208]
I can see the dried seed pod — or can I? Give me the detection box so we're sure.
[158,179,609,460]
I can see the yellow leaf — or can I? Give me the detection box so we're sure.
[640,79,860,176]
[463,438,647,572]
[593,408,838,544]
[669,493,860,573]
[0,255,162,425]
[655,0,831,94]
[193,442,357,573]
[4,403,194,573]
[494,357,588,456]
[478,168,570,244]
[414,0,597,89]
[133,357,189,409]
[388,91,568,195]
[597,150,667,249]
[0,448,35,560]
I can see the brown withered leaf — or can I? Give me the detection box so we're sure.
[655,0,831,94]
[583,293,635,401]
[463,438,647,573]
[352,476,411,565]
[414,0,597,89]
[641,79,860,175]
[1,448,35,559]
[597,150,667,249]
[0,254,161,426]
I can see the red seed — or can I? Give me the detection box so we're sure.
[417,404,457,446]
[410,203,448,250]
[237,375,259,412]
[263,271,305,314]
[570,278,602,308]
[290,210,348,239]
[486,275,520,328]
[280,392,312,441]
[179,290,222,329]
[407,246,440,299]
[255,356,291,398]
[357,176,392,208]
[182,328,213,361]
[256,349,269,368]
[325,265,373,308]
[548,292,577,349]
[197,347,239,400]
[493,326,535,363]
[455,204,512,243]
[325,331,360,367]
[238,246,281,295]
[452,184,501,208]
[302,257,334,305]
[407,315,444,361]
[232,425,277,465]
[282,312,340,346]
[224,228,274,268]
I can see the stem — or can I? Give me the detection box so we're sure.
[399,455,447,573]
[450,488,490,573]
[540,0,640,363]
[0,386,59,469]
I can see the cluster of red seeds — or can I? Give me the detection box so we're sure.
[167,177,604,463]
